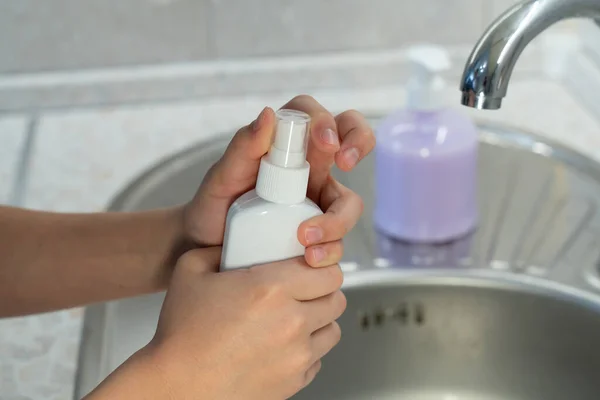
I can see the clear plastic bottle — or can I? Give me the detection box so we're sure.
[220,109,323,271]
[373,45,479,243]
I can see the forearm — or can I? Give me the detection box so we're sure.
[84,347,176,400]
[86,343,219,400]
[0,205,195,317]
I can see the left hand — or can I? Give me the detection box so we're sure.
[183,95,375,268]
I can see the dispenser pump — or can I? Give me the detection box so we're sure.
[405,45,451,111]
[256,109,311,205]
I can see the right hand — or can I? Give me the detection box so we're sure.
[145,247,346,400]
[183,98,373,268]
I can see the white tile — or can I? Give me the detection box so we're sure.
[27,101,262,212]
[0,310,81,400]
[458,80,600,160]
[490,0,519,17]
[487,0,581,32]
[0,115,29,205]
[212,0,484,57]
[0,0,211,74]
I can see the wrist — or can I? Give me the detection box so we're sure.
[166,205,196,263]
[139,340,223,400]
[85,346,176,400]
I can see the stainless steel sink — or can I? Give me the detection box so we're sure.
[294,272,600,400]
[75,117,600,399]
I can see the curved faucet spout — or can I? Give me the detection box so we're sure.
[460,0,600,110]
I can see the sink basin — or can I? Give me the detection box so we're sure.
[75,117,600,399]
[293,272,600,400]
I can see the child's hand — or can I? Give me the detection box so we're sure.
[149,248,344,399]
[184,96,375,268]
[87,247,345,400]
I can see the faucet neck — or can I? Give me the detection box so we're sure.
[460,0,600,110]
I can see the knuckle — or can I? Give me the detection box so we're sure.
[331,321,342,345]
[334,291,348,316]
[355,193,365,214]
[248,276,286,307]
[311,359,323,377]
[176,250,205,274]
[291,94,316,105]
[202,161,219,183]
[344,190,365,219]
[324,264,344,290]
[176,251,196,268]
[290,343,314,372]
[296,360,323,391]
[357,122,374,137]
[281,312,308,341]
[365,128,377,148]
[302,360,323,389]
[202,159,236,198]
[338,109,363,120]
[326,241,344,264]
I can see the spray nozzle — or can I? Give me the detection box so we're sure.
[268,109,311,168]
[406,44,451,110]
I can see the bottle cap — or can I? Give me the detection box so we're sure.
[256,109,312,204]
[268,109,310,168]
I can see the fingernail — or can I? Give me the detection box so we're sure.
[320,128,339,146]
[312,246,327,263]
[343,147,360,168]
[305,226,323,245]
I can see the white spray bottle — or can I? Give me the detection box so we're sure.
[220,109,323,270]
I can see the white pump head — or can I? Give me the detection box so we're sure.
[406,44,451,110]
[256,109,312,204]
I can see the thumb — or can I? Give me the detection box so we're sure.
[204,106,276,199]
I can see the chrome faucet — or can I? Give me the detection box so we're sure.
[460,0,600,110]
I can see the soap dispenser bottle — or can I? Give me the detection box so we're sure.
[220,109,323,271]
[373,45,478,243]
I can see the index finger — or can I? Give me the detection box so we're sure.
[250,257,343,301]
[298,178,363,246]
[280,95,339,201]
[334,110,376,172]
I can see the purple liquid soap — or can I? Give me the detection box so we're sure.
[374,107,478,243]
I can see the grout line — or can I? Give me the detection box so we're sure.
[9,115,39,207]
[0,42,547,114]
[0,70,546,116]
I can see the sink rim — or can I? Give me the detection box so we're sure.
[341,267,600,312]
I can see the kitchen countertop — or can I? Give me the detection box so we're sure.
[3,46,600,399]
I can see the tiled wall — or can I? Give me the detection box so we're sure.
[1,0,529,74]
